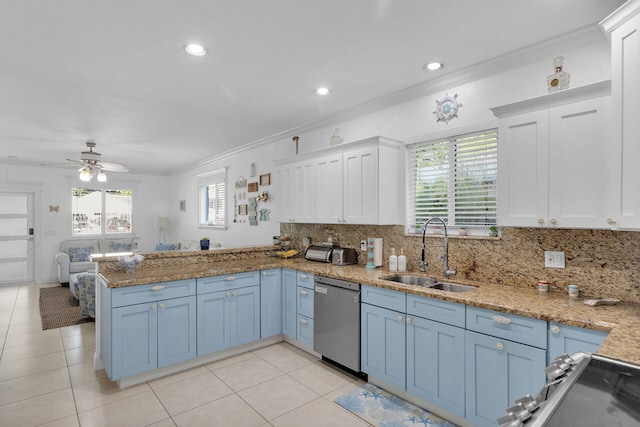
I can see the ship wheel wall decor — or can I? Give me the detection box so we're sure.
[433,93,462,124]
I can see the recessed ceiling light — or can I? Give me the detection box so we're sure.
[184,43,207,56]
[422,62,444,71]
[314,87,330,95]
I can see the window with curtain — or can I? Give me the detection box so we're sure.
[406,128,498,233]
[72,188,133,236]
[198,168,227,229]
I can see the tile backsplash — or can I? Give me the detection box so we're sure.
[282,224,640,303]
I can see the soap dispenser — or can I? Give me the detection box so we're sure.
[398,248,407,272]
[389,248,398,271]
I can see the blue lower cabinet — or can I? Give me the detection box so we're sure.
[407,315,465,418]
[361,303,406,390]
[465,330,546,427]
[260,269,282,339]
[282,269,298,339]
[548,322,608,363]
[111,295,196,379]
[297,314,314,347]
[197,286,260,356]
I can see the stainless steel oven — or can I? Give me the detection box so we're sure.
[498,352,640,426]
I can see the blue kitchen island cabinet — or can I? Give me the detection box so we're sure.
[106,279,197,380]
[548,322,608,362]
[282,269,298,339]
[197,271,261,356]
[260,269,282,339]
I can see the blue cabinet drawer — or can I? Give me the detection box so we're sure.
[197,271,260,294]
[297,314,314,348]
[466,306,547,349]
[297,285,314,318]
[361,284,406,312]
[297,271,314,289]
[407,294,465,328]
[111,279,196,307]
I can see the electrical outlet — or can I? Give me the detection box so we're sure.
[360,240,367,251]
[544,251,565,269]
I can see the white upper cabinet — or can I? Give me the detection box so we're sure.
[274,159,314,223]
[274,136,404,225]
[493,82,612,229]
[602,1,640,229]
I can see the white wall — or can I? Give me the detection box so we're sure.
[0,165,171,284]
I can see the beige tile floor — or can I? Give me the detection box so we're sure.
[0,284,371,427]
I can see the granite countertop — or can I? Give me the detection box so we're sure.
[98,257,640,366]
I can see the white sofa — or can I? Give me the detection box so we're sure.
[55,237,135,284]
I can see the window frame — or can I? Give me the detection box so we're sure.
[71,186,135,237]
[197,168,228,230]
[405,126,498,236]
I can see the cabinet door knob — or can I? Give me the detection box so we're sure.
[226,291,231,297]
[300,274,308,279]
[262,271,267,276]
[551,325,560,334]
[151,285,165,291]
[537,218,544,225]
[607,218,616,225]
[151,304,157,311]
[159,303,165,309]
[406,317,412,324]
[550,218,558,226]
[397,315,403,322]
[232,291,237,297]
[496,342,504,351]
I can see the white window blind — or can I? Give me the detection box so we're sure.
[198,168,227,228]
[406,129,498,231]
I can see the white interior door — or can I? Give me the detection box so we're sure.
[0,192,34,285]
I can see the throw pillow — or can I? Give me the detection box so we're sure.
[69,246,94,262]
[111,242,133,252]
[154,243,175,251]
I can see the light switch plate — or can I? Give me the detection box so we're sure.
[544,251,565,269]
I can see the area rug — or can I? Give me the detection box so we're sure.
[39,286,94,330]
[335,383,457,427]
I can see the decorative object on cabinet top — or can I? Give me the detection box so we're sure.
[547,56,571,93]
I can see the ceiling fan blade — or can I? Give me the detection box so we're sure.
[65,158,85,165]
[98,162,129,173]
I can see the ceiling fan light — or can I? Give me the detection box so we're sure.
[97,170,107,182]
[185,44,207,56]
[79,168,92,182]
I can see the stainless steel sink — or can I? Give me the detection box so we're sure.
[381,275,476,292]
[429,282,476,292]
[382,275,439,287]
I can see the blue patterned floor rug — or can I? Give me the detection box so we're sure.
[335,383,458,427]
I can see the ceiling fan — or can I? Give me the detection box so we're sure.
[65,141,129,182]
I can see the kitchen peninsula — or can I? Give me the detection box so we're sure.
[95,246,640,379]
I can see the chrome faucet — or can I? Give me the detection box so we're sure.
[419,217,456,279]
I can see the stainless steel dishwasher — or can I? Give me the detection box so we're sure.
[313,275,361,373]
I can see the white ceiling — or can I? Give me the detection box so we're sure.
[0,0,625,175]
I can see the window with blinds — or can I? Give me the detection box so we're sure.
[198,168,227,228]
[406,129,498,232]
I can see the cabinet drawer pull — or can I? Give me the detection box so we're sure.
[151,285,165,291]
[299,290,308,295]
[225,276,236,281]
[496,342,504,351]
[551,325,560,334]
[151,304,157,311]
[299,318,308,325]
[159,303,165,309]
[492,315,512,325]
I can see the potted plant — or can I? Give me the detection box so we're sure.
[200,237,210,250]
[489,226,498,237]
[459,227,468,236]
